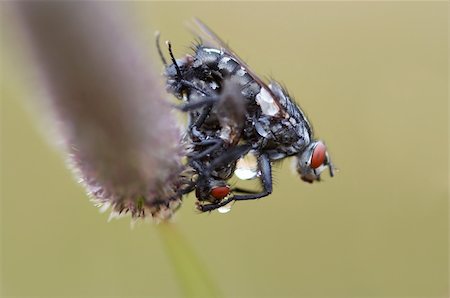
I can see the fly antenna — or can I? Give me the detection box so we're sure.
[155,31,167,66]
[166,40,182,80]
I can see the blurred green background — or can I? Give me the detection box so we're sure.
[1,2,448,297]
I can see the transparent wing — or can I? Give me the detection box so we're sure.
[190,18,287,118]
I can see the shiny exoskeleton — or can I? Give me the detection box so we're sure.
[159,41,252,208]
[159,20,335,212]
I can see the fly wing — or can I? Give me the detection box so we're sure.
[190,18,287,118]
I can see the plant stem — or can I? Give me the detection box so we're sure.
[158,224,222,298]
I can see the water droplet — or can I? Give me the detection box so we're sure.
[235,151,258,180]
[235,168,258,180]
[218,202,233,214]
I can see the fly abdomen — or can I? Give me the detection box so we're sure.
[217,56,240,76]
[194,47,261,101]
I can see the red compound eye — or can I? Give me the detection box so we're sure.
[210,186,230,200]
[311,142,327,169]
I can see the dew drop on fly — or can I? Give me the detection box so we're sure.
[235,151,259,180]
[217,201,233,214]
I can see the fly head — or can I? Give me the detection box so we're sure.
[195,174,231,204]
[296,141,334,183]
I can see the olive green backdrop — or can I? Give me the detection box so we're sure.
[1,2,448,297]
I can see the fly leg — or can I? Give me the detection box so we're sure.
[158,37,219,133]
[198,153,273,212]
[169,161,206,198]
[179,79,211,96]
[181,98,218,135]
[188,138,224,160]
[160,38,212,97]
[166,40,182,79]
[203,143,253,177]
[195,144,253,212]
[197,196,234,212]
[177,181,196,196]
[189,104,213,136]
[176,96,219,112]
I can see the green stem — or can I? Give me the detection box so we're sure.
[157,223,222,298]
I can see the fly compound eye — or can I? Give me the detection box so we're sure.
[210,186,231,200]
[310,142,327,169]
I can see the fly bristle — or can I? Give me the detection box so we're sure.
[189,37,204,53]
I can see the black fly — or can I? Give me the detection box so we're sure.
[158,19,335,212]
[158,35,254,211]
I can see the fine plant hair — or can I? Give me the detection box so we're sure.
[14,2,185,220]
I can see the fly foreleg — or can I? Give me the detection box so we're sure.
[188,138,224,160]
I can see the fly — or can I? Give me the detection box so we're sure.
[158,19,335,212]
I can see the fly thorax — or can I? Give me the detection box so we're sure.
[194,47,222,67]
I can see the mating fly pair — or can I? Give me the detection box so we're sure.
[158,19,335,212]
